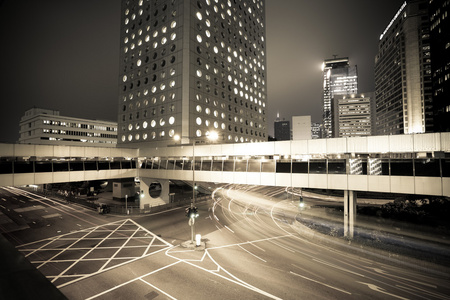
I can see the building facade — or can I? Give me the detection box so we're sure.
[333,93,374,137]
[274,118,290,141]
[430,0,450,132]
[118,0,267,147]
[322,57,358,138]
[375,0,432,135]
[292,115,311,140]
[19,108,117,147]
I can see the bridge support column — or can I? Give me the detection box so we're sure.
[139,178,170,211]
[344,190,357,238]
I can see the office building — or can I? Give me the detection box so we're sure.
[333,93,374,137]
[19,108,117,147]
[430,0,450,132]
[118,0,267,147]
[375,0,432,135]
[274,116,290,141]
[322,57,358,138]
[311,122,322,139]
[292,115,311,140]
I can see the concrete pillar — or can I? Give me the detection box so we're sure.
[344,190,357,238]
[139,177,170,210]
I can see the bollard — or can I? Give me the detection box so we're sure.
[195,234,201,247]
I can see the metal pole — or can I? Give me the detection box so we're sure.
[125,194,128,214]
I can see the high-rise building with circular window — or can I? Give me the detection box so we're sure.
[118,0,267,147]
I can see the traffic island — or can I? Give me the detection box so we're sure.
[180,240,206,251]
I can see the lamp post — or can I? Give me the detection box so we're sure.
[174,131,218,244]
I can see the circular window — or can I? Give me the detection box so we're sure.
[128,134,133,141]
[160,118,165,126]
[196,11,202,20]
[196,34,202,43]
[169,116,175,124]
[169,129,175,137]
[121,135,126,142]
[128,124,133,130]
[196,129,202,137]
[143,133,148,140]
[171,20,177,28]
[143,121,148,128]
[196,117,202,125]
[149,182,162,198]
[196,105,202,112]
[151,120,156,127]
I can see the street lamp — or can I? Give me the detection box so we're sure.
[174,131,218,244]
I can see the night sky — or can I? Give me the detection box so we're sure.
[0,0,405,143]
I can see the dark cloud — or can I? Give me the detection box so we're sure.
[0,0,404,142]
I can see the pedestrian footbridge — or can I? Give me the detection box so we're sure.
[1,132,449,237]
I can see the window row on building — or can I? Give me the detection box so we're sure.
[140,156,450,177]
[0,159,137,174]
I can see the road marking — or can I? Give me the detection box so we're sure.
[139,278,177,300]
[98,227,140,272]
[371,268,437,288]
[290,271,351,295]
[248,241,265,252]
[313,258,365,278]
[291,264,326,280]
[85,261,182,300]
[269,240,295,253]
[357,282,408,299]
[395,284,447,300]
[42,213,62,219]
[14,205,45,212]
[238,245,266,262]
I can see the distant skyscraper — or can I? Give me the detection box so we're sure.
[334,93,375,137]
[118,0,267,147]
[375,0,432,135]
[274,113,290,141]
[430,0,450,132]
[322,57,358,138]
[311,122,322,139]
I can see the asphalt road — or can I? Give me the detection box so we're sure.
[1,185,449,299]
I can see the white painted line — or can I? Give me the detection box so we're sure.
[98,226,140,272]
[238,245,266,263]
[85,261,181,300]
[313,258,365,278]
[269,240,295,253]
[42,213,62,219]
[291,271,351,295]
[51,219,129,283]
[248,241,265,252]
[139,278,177,300]
[143,236,156,256]
[14,205,45,212]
